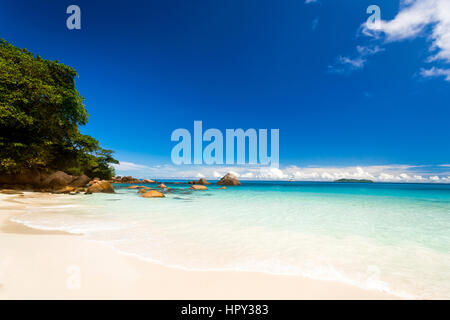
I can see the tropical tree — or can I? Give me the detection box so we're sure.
[0,39,118,179]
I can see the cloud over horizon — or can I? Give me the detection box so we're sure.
[112,161,450,183]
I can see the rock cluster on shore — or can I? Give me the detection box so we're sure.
[0,170,148,194]
[0,169,92,192]
[86,180,115,194]
[110,176,156,184]
[0,171,241,197]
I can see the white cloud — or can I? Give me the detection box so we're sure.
[257,167,289,180]
[420,67,450,81]
[356,45,384,56]
[305,0,319,4]
[282,165,447,183]
[364,0,450,62]
[378,173,397,181]
[112,161,150,171]
[329,46,384,74]
[241,172,254,178]
[362,0,450,80]
[112,161,450,183]
[228,171,241,178]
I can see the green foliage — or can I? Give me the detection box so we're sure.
[0,39,117,179]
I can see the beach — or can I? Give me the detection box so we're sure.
[0,192,396,300]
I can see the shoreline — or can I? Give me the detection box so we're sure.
[0,192,398,299]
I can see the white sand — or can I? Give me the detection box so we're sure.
[0,193,397,300]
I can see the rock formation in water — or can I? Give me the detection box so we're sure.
[141,190,165,198]
[86,180,115,194]
[217,173,241,186]
[189,185,208,190]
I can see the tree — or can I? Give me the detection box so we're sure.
[0,39,118,179]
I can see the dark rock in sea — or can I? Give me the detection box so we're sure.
[188,178,211,185]
[197,178,210,185]
[217,173,241,186]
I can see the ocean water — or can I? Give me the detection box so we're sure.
[12,181,450,299]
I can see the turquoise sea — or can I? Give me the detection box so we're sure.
[12,181,450,299]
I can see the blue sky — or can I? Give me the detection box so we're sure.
[1,0,449,181]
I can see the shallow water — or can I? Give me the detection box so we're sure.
[11,181,450,299]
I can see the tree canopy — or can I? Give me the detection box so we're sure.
[0,39,118,179]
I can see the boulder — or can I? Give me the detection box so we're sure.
[126,185,140,189]
[0,168,44,187]
[157,184,167,188]
[188,178,210,185]
[219,186,227,189]
[42,171,75,189]
[86,181,115,194]
[117,176,142,184]
[138,188,153,194]
[197,178,210,185]
[142,179,155,183]
[217,173,241,186]
[69,175,90,188]
[141,190,165,198]
[54,186,76,194]
[190,185,208,190]
[0,170,94,192]
[0,189,24,195]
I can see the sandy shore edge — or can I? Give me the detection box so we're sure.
[0,192,398,300]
